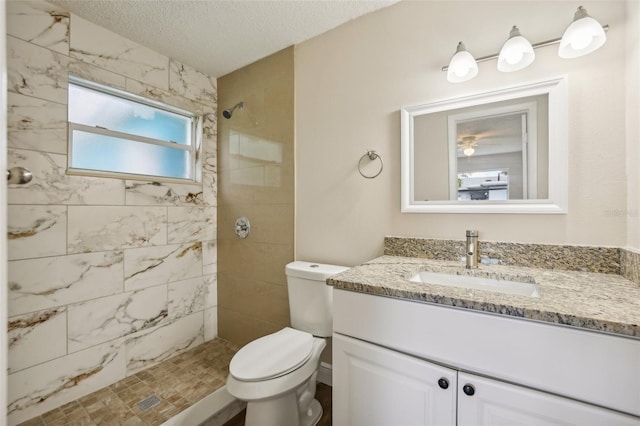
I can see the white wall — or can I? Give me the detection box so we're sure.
[627,0,640,251]
[295,1,631,266]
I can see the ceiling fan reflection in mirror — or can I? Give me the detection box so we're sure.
[458,135,478,156]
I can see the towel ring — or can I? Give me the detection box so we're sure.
[358,150,383,179]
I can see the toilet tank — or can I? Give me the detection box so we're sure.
[286,261,349,337]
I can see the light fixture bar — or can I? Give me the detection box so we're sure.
[441,24,609,72]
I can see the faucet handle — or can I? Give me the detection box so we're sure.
[465,230,479,269]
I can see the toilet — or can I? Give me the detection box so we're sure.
[226,261,348,426]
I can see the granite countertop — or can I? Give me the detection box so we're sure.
[327,255,640,339]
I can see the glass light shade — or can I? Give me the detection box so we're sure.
[559,7,606,58]
[463,147,475,156]
[498,26,535,72]
[447,42,478,83]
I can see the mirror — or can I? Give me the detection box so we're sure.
[401,76,568,214]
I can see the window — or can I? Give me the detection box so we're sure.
[68,76,201,182]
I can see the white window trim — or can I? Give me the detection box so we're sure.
[67,75,202,183]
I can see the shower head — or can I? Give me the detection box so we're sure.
[222,101,244,119]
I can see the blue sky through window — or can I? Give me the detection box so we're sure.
[71,130,190,179]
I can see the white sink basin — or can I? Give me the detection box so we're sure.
[409,271,540,298]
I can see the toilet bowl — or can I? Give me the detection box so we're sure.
[226,328,326,426]
[225,261,348,426]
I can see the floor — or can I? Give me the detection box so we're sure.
[18,338,239,426]
[222,383,332,426]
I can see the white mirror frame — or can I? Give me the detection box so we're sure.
[401,76,568,214]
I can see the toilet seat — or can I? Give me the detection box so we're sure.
[230,327,314,382]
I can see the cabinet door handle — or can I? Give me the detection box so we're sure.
[462,384,475,396]
[437,378,449,389]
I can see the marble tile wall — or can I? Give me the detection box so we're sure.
[6,2,218,424]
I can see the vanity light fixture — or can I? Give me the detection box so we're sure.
[497,26,535,72]
[446,42,478,83]
[442,6,608,83]
[558,6,607,58]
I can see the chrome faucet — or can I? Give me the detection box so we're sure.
[465,230,479,269]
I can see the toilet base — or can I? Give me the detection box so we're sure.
[303,399,323,426]
[244,396,322,426]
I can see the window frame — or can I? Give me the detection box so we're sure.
[67,75,203,183]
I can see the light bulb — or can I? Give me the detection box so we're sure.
[505,49,524,65]
[454,65,470,78]
[569,32,592,50]
[463,147,475,156]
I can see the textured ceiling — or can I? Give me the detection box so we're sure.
[51,0,397,78]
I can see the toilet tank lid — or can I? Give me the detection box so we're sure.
[285,261,349,280]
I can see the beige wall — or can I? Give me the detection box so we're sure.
[217,47,295,346]
[295,1,632,266]
[627,0,640,251]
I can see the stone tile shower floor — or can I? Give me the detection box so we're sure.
[18,338,239,426]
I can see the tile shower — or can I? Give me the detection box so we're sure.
[6,1,219,424]
[17,339,239,426]
[217,46,295,349]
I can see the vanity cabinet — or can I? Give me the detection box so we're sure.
[334,334,638,426]
[332,289,640,426]
[333,333,456,426]
[456,372,639,426]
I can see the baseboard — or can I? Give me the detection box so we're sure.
[317,362,332,386]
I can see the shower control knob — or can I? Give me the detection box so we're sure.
[463,384,475,396]
[437,378,449,389]
[234,217,250,239]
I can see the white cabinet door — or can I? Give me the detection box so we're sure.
[457,372,640,426]
[333,333,456,426]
